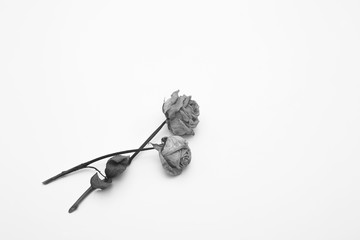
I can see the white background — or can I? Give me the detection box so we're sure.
[1,0,359,239]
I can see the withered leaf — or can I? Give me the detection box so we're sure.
[90,173,112,190]
[105,154,130,179]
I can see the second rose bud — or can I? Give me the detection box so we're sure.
[152,136,191,176]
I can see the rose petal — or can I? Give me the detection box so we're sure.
[166,95,186,118]
[179,149,191,167]
[161,136,188,155]
[168,118,194,135]
[159,152,182,176]
[183,96,191,107]
[162,90,179,115]
[165,151,182,168]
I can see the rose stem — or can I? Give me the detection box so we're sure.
[68,186,95,213]
[85,166,107,179]
[42,147,154,185]
[68,120,167,213]
[128,120,167,164]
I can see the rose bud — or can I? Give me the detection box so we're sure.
[162,90,200,136]
[152,136,191,176]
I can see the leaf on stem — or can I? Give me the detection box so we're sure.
[90,173,112,190]
[105,154,130,179]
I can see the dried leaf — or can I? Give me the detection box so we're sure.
[105,155,130,179]
[90,173,112,190]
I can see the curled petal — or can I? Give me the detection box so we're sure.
[159,153,182,176]
[162,90,179,116]
[167,118,194,136]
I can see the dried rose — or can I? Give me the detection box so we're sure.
[162,90,199,136]
[152,136,191,176]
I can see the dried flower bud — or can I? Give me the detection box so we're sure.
[152,136,191,176]
[162,90,200,136]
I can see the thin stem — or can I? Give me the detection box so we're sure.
[68,186,95,213]
[42,147,154,185]
[67,120,167,213]
[86,166,107,179]
[128,120,167,164]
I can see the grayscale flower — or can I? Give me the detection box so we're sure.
[152,136,191,176]
[163,90,199,136]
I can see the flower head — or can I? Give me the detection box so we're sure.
[152,136,191,176]
[162,90,200,136]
